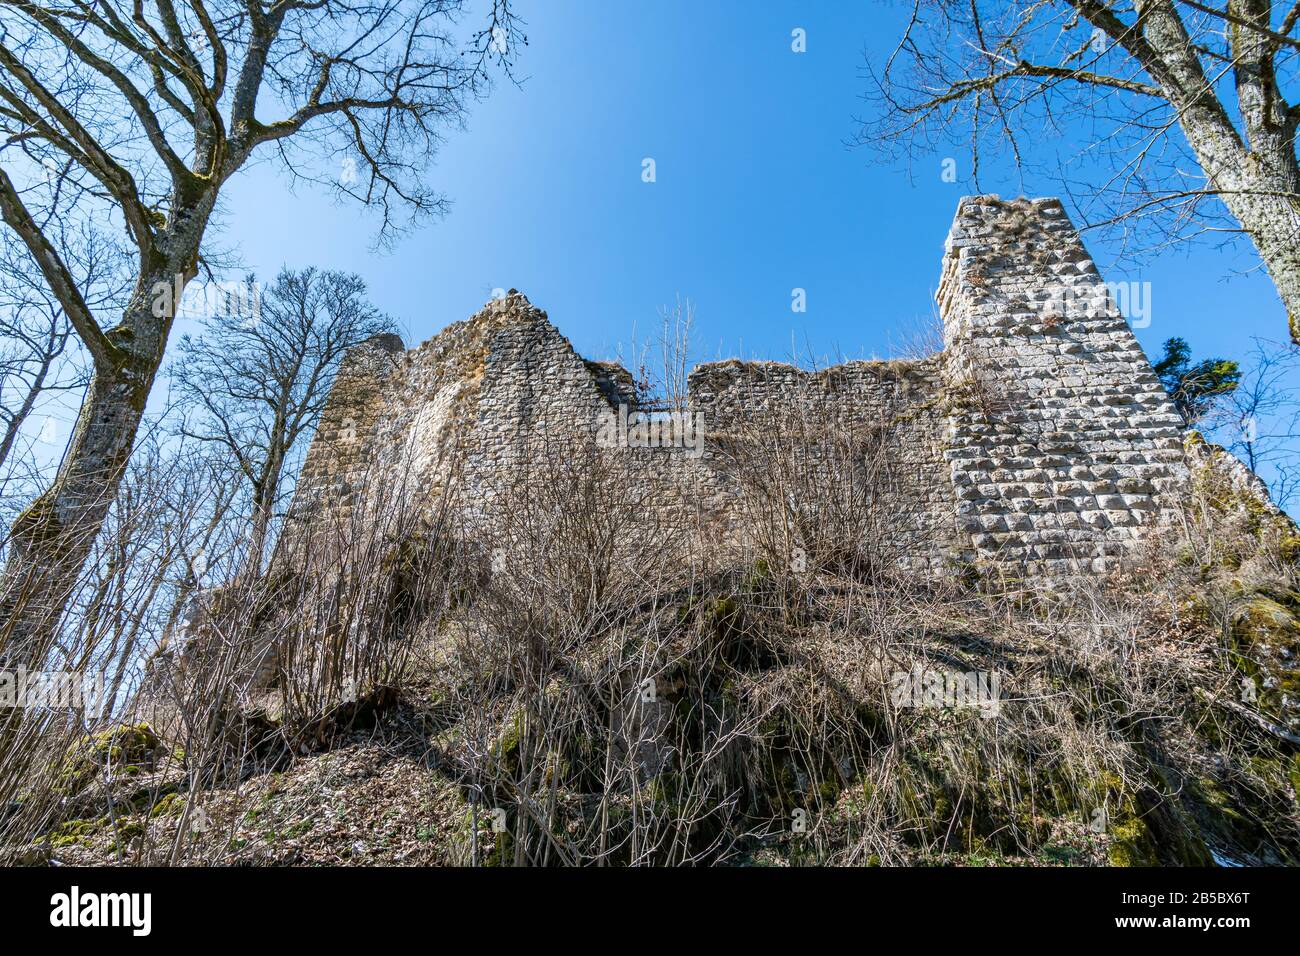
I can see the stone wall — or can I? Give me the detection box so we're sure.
[288,197,1197,578]
[939,196,1188,574]
[687,356,955,571]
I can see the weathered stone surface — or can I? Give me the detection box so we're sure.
[287,197,1218,578]
[935,195,1189,574]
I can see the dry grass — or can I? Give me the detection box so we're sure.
[2,410,1298,867]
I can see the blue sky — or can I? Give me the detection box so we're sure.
[10,0,1294,524]
[207,0,1282,373]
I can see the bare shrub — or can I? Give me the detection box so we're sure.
[0,433,238,864]
[714,372,938,583]
[7,370,1297,868]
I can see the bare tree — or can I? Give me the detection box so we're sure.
[1203,336,1300,503]
[658,295,695,414]
[171,268,396,577]
[620,295,697,412]
[862,1,1300,342]
[0,221,127,477]
[0,0,524,666]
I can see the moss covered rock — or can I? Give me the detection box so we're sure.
[58,722,162,793]
[1231,594,1300,731]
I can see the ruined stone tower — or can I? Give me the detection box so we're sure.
[938,196,1187,572]
[289,196,1192,577]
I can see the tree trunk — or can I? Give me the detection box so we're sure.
[0,361,150,667]
[244,427,292,580]
[1219,177,1300,346]
[245,481,274,579]
[0,244,200,668]
[1135,0,1300,342]
[0,130,216,664]
[1168,104,1300,343]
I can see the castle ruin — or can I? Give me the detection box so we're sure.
[288,196,1192,578]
